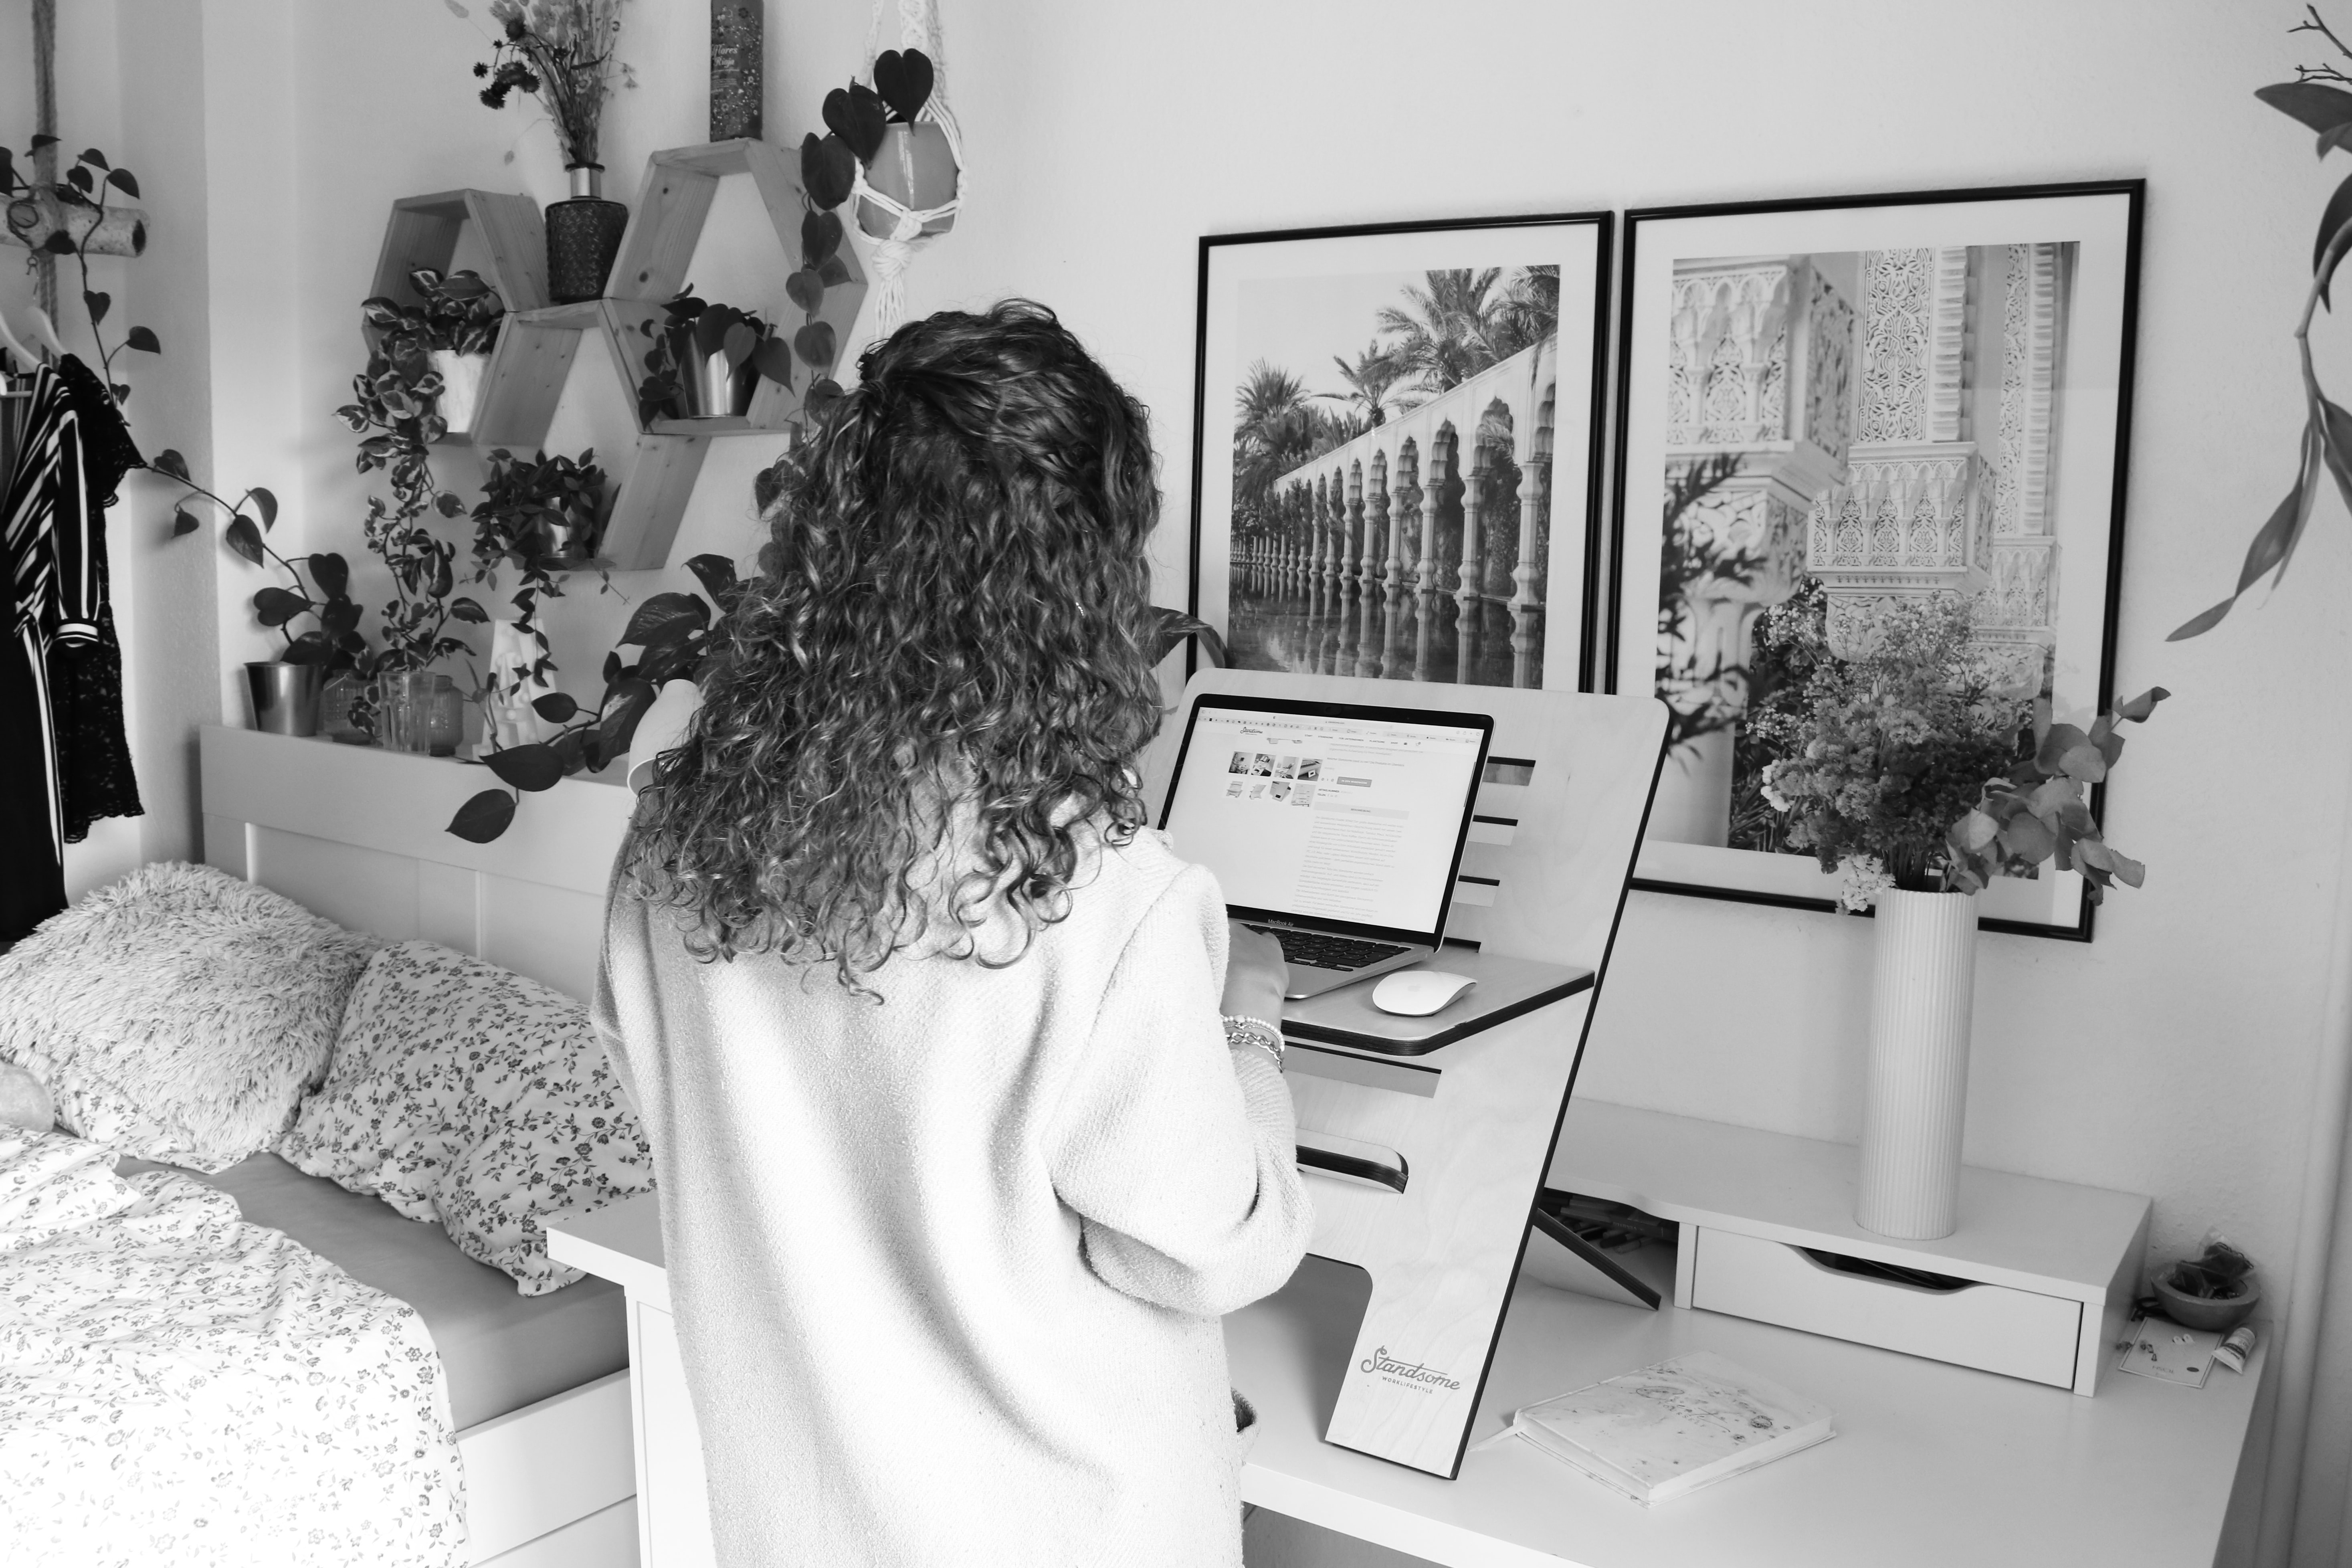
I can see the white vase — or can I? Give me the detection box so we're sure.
[483,620,559,750]
[1855,889,1979,1240]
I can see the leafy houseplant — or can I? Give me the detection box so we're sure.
[469,446,612,686]
[155,449,365,669]
[0,139,158,401]
[2180,7,2352,639]
[390,268,505,435]
[634,291,794,424]
[449,553,740,843]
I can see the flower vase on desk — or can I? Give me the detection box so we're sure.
[1855,889,1979,1241]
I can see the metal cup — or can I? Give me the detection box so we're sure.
[245,660,323,737]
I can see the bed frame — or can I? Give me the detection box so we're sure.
[200,723,641,1567]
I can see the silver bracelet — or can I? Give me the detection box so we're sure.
[1223,1014,1284,1069]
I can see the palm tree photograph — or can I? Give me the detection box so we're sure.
[1192,217,1606,693]
[1207,243,1588,690]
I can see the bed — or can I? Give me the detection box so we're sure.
[194,721,645,1567]
[0,722,645,1567]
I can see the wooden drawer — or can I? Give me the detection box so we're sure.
[1690,1227,2084,1389]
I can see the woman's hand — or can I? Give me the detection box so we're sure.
[1221,921,1289,1026]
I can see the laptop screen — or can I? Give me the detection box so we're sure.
[1158,694,1494,947]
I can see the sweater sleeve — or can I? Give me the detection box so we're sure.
[1047,864,1313,1318]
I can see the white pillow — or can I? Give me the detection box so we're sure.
[278,941,654,1295]
[0,862,381,1171]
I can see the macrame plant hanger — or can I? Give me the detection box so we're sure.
[853,0,965,337]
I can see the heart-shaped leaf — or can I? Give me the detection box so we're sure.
[801,207,845,268]
[794,320,837,370]
[785,268,824,314]
[723,320,760,370]
[250,486,279,529]
[752,337,794,388]
[281,631,334,665]
[685,553,740,606]
[224,515,265,566]
[308,550,348,597]
[620,591,711,649]
[447,788,517,843]
[804,377,845,423]
[694,303,737,362]
[123,324,158,354]
[532,691,580,723]
[823,84,888,164]
[82,289,109,327]
[816,253,853,287]
[483,742,566,792]
[152,448,191,481]
[873,49,934,122]
[800,132,856,212]
[169,508,199,538]
[105,166,138,199]
[602,650,624,687]
[253,586,309,627]
[319,597,361,637]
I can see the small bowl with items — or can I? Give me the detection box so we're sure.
[2151,1239,2260,1334]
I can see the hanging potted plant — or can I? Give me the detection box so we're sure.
[634,288,794,423]
[473,0,636,303]
[816,44,963,337]
[1754,593,2164,1241]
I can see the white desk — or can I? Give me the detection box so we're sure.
[555,1110,2269,1568]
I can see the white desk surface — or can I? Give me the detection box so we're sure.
[1229,1255,2266,1568]
[548,1162,2264,1568]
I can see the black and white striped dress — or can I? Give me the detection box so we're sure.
[2,365,100,940]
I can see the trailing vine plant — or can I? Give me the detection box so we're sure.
[153,449,369,669]
[339,281,487,672]
[469,446,613,691]
[448,553,739,842]
[0,138,158,400]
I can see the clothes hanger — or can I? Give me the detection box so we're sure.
[0,310,34,374]
[24,306,67,361]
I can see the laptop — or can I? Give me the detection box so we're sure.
[1158,693,1495,1000]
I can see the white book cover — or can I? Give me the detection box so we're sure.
[1482,1351,1835,1505]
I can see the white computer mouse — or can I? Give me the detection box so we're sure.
[1371,969,1478,1017]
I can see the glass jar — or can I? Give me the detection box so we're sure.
[380,670,433,754]
[424,674,464,758]
[318,669,376,746]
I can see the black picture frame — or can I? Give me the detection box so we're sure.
[1188,212,1615,694]
[1603,180,2145,941]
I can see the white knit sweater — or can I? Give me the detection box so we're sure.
[594,828,1313,1567]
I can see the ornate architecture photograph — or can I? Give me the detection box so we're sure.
[1607,185,2137,937]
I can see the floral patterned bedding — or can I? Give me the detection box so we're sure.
[0,1129,467,1567]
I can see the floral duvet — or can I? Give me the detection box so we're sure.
[0,1129,466,1567]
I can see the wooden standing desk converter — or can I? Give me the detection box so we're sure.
[552,1098,2269,1568]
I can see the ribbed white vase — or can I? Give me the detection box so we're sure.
[1855,889,1979,1240]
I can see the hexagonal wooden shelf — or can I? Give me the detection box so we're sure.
[368,189,555,448]
[451,139,868,571]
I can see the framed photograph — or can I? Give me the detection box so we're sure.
[1606,181,2144,939]
[1190,213,1612,693]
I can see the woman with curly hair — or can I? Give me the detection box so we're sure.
[596,301,1311,1566]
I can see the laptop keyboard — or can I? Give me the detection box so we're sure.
[1249,926,1409,972]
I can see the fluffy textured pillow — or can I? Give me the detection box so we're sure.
[0,862,382,1171]
[278,941,654,1295]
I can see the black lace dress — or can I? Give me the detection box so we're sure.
[49,355,143,842]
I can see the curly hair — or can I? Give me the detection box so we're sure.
[623,300,1165,988]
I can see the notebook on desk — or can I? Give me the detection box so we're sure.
[1158,693,1493,1000]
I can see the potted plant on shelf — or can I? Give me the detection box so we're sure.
[472,0,636,303]
[364,267,506,438]
[634,289,794,423]
[155,451,373,737]
[1752,590,2164,1241]
[469,445,612,744]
